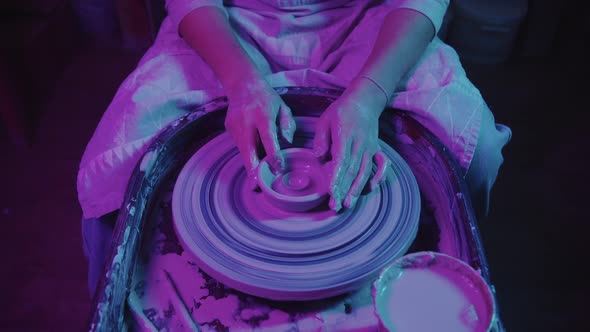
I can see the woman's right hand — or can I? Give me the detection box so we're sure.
[224,79,296,189]
[178,7,295,186]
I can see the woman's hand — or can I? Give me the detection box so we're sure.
[311,7,436,212]
[224,79,296,188]
[178,7,295,186]
[313,78,390,211]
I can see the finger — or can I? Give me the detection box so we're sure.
[313,117,331,158]
[329,129,352,191]
[329,134,352,212]
[279,104,296,144]
[236,132,261,190]
[259,119,284,173]
[344,152,373,208]
[370,149,390,191]
[339,142,364,207]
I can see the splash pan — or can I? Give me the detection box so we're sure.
[172,117,421,301]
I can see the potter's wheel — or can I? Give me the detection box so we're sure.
[172,117,420,301]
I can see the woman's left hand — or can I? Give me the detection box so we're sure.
[314,78,391,212]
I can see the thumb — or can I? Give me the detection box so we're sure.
[313,117,331,158]
[279,104,296,143]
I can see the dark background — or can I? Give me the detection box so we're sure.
[1,0,588,330]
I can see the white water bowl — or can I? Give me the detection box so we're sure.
[373,251,496,332]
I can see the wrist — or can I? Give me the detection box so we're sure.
[346,76,390,115]
[223,70,269,100]
[359,76,390,106]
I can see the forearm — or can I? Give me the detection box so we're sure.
[179,6,264,96]
[355,8,436,106]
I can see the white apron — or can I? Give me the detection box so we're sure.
[78,0,506,219]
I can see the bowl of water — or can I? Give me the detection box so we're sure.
[373,251,497,332]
